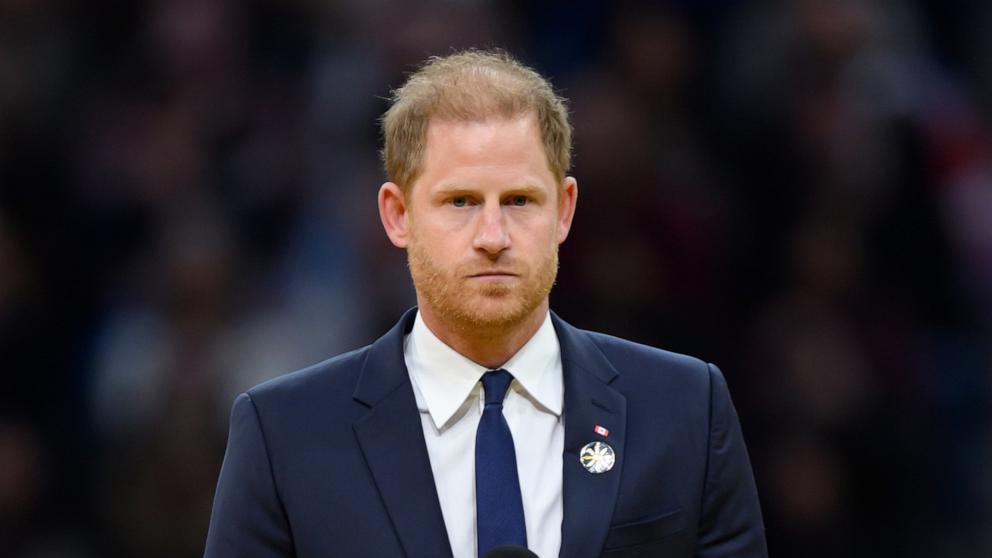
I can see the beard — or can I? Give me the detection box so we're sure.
[407,236,558,337]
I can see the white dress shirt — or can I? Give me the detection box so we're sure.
[404,311,564,558]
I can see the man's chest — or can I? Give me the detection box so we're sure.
[420,391,565,558]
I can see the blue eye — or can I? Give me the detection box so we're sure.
[511,196,528,206]
[451,197,467,207]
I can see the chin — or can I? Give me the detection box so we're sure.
[446,293,539,332]
[463,298,528,325]
[410,262,554,335]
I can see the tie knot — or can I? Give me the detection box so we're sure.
[481,369,513,406]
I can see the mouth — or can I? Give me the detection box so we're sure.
[468,271,518,280]
[469,270,517,276]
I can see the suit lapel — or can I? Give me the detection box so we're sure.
[553,314,627,558]
[352,309,453,558]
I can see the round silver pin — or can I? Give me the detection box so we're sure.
[579,441,616,473]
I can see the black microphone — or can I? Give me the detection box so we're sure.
[482,545,539,558]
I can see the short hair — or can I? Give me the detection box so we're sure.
[380,49,572,192]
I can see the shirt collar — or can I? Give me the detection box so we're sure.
[406,310,563,431]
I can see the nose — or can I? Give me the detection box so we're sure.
[473,201,511,256]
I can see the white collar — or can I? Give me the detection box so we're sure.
[405,310,563,431]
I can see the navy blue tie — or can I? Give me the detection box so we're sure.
[476,369,527,556]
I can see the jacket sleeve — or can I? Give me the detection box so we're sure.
[204,393,295,558]
[695,364,768,558]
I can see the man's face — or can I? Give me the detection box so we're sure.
[381,113,577,334]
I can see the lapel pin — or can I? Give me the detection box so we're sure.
[579,441,616,474]
[594,425,609,437]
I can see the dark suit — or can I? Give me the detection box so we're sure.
[204,308,767,557]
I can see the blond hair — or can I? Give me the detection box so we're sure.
[381,49,572,191]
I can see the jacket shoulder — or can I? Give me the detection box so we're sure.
[245,344,371,407]
[577,328,715,399]
[586,330,707,368]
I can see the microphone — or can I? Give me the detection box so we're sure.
[482,545,539,558]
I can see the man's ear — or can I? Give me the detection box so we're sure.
[557,176,578,244]
[378,182,410,248]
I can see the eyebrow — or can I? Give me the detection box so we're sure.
[434,184,547,196]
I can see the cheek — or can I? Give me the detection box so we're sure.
[415,225,465,253]
[535,216,562,245]
[410,226,462,263]
[414,208,475,237]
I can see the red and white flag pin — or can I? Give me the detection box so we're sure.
[594,425,609,437]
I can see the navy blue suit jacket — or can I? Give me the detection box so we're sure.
[204,309,767,557]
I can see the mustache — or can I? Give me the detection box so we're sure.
[460,258,524,277]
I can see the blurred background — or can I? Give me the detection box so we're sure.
[1,0,991,556]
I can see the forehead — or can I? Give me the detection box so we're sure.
[416,113,555,189]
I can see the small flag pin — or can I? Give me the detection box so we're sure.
[594,425,609,437]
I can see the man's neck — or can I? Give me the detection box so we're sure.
[416,301,549,370]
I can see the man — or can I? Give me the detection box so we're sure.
[204,50,767,558]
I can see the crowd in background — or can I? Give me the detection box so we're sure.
[1,0,991,556]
